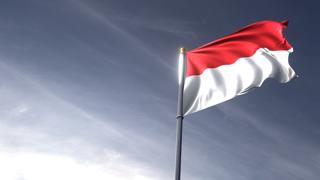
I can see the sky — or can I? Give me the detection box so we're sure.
[0,0,319,179]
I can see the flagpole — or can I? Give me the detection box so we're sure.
[175,47,186,180]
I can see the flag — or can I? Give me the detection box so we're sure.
[183,20,296,115]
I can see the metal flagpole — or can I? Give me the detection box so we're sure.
[175,47,186,180]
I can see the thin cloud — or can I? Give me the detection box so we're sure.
[0,59,172,179]
[0,149,160,180]
[71,0,174,71]
[109,14,199,39]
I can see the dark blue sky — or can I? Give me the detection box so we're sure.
[0,0,319,179]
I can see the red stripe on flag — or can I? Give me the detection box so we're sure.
[186,20,292,77]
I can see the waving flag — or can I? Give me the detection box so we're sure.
[183,20,296,115]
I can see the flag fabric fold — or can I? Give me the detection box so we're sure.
[183,20,296,116]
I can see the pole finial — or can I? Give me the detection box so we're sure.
[179,47,186,54]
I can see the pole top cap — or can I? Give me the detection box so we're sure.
[179,47,186,54]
